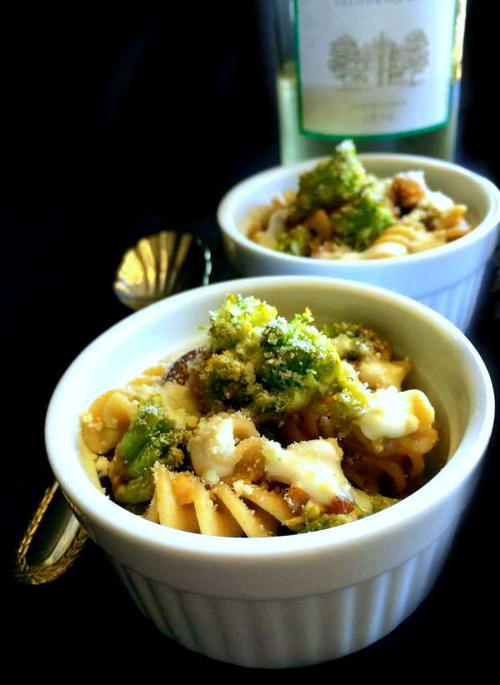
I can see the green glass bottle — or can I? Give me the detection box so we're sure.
[274,0,467,163]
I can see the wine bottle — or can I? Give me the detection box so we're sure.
[274,0,467,163]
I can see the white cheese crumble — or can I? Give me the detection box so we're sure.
[187,413,258,485]
[355,387,434,441]
[261,438,353,507]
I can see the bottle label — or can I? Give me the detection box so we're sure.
[295,0,457,139]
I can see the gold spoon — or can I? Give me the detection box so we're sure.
[15,231,211,584]
[114,230,211,309]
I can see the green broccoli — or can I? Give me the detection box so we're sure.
[321,321,392,361]
[285,498,360,533]
[110,394,185,504]
[369,493,398,513]
[276,224,311,257]
[293,140,366,220]
[330,185,395,250]
[199,298,368,418]
[259,311,342,391]
[264,310,369,417]
[285,492,397,533]
[199,351,256,411]
[208,294,277,353]
[286,511,359,533]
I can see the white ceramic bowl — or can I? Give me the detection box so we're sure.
[218,155,500,331]
[46,277,494,668]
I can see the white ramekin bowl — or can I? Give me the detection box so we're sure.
[218,155,500,331]
[46,277,494,668]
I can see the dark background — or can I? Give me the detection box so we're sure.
[3,1,499,676]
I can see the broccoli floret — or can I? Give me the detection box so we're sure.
[279,141,395,252]
[369,493,398,513]
[294,140,366,220]
[276,224,311,256]
[199,317,332,415]
[285,492,397,533]
[110,395,185,504]
[321,321,392,361]
[199,299,368,418]
[260,311,342,392]
[285,499,361,533]
[208,294,277,353]
[199,351,256,411]
[287,512,357,533]
[325,385,367,421]
[252,385,318,415]
[330,185,395,250]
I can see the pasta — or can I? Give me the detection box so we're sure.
[80,295,440,536]
[249,140,471,260]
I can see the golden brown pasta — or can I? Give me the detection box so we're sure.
[248,142,471,260]
[127,363,168,387]
[152,464,292,537]
[357,359,411,390]
[278,396,438,498]
[80,390,136,454]
[370,223,442,256]
[80,295,441,538]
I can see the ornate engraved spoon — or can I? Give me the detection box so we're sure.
[15,231,211,584]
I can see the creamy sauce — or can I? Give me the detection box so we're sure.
[262,438,353,506]
[356,387,435,441]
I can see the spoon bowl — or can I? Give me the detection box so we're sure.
[114,231,212,310]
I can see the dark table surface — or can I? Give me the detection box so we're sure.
[4,1,500,676]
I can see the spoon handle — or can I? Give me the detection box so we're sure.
[16,232,211,584]
[14,481,88,584]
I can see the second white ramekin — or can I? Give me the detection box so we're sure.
[218,155,500,331]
